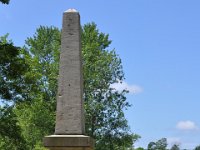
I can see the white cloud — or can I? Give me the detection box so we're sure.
[176,120,199,131]
[110,81,143,94]
[167,137,200,149]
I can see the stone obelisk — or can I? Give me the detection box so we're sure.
[44,9,93,150]
[55,8,84,135]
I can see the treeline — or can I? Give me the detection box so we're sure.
[134,138,200,150]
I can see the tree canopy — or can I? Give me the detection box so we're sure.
[0,0,9,4]
[195,145,200,150]
[0,35,27,102]
[170,144,180,150]
[0,23,139,149]
[147,138,167,150]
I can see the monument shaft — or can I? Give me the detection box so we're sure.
[55,10,85,135]
[44,9,93,150]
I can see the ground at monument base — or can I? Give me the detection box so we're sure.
[43,135,94,150]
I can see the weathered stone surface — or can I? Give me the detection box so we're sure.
[44,135,94,148]
[55,9,85,135]
[44,9,94,150]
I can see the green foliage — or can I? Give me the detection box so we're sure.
[0,28,60,149]
[135,147,145,150]
[0,105,26,149]
[195,145,200,150]
[0,35,27,149]
[148,142,156,150]
[0,35,28,102]
[156,138,167,150]
[147,138,167,150]
[13,26,60,148]
[170,144,180,150]
[0,0,10,4]
[15,97,55,149]
[24,26,61,102]
[82,23,138,149]
[0,23,139,149]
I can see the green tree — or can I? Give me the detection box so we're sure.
[0,0,9,4]
[195,145,200,150]
[15,97,54,149]
[0,105,26,150]
[0,35,27,102]
[82,23,138,149]
[1,23,139,149]
[135,147,145,150]
[22,24,138,149]
[148,142,156,150]
[156,138,167,150]
[15,26,61,149]
[170,144,180,150]
[0,35,27,149]
[147,138,167,150]
[0,29,59,149]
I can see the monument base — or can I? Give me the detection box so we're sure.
[43,135,94,150]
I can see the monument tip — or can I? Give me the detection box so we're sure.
[65,8,78,13]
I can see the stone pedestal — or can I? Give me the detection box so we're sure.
[44,135,94,150]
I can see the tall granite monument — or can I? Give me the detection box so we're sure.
[44,9,94,150]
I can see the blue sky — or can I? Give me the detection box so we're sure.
[1,0,200,149]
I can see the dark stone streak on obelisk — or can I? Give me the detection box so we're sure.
[55,9,85,135]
